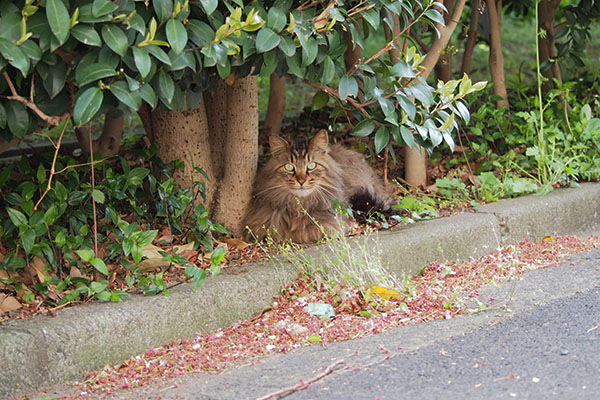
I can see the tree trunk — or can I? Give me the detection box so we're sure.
[485,0,509,108]
[76,109,124,157]
[263,72,286,136]
[149,76,258,237]
[461,0,483,75]
[538,0,562,90]
[404,0,467,187]
[434,0,456,83]
[209,76,258,235]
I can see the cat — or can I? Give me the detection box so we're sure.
[243,130,395,243]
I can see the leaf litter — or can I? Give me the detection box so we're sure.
[58,234,597,398]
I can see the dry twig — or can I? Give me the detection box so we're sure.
[256,359,345,400]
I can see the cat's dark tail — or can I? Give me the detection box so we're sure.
[349,189,393,213]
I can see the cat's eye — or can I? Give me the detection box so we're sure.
[307,162,317,170]
[284,164,295,172]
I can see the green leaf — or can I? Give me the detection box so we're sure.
[210,247,226,266]
[91,189,105,204]
[146,44,171,65]
[278,36,296,57]
[425,9,445,26]
[41,60,67,99]
[301,37,318,67]
[157,70,175,103]
[187,20,214,46]
[134,230,157,247]
[267,7,286,32]
[166,19,187,55]
[132,47,152,78]
[0,38,30,76]
[374,126,390,154]
[7,207,28,227]
[91,257,109,275]
[312,90,329,110]
[73,87,104,126]
[351,119,375,137]
[71,24,102,47]
[5,101,30,138]
[101,24,128,56]
[338,75,358,101]
[140,84,157,108]
[75,248,95,263]
[44,204,59,225]
[109,80,142,110]
[22,227,36,254]
[76,62,116,87]
[256,27,280,53]
[154,0,174,23]
[400,126,415,148]
[390,61,416,78]
[92,0,118,17]
[0,13,21,42]
[200,0,218,15]
[46,0,70,44]
[321,56,335,85]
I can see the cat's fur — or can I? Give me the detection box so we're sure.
[243,130,395,243]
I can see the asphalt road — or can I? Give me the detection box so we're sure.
[36,249,600,400]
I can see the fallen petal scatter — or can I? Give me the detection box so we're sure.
[74,235,597,397]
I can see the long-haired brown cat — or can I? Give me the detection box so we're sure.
[243,130,395,243]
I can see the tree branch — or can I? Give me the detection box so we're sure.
[2,72,69,126]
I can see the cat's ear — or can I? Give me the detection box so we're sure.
[310,130,329,152]
[269,135,290,154]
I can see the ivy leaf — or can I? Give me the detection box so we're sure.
[73,87,104,126]
[166,19,188,55]
[338,75,358,101]
[256,27,280,53]
[46,0,70,44]
[101,24,128,56]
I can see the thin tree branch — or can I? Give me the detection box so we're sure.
[2,72,69,126]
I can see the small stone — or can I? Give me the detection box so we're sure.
[532,377,540,383]
[560,348,569,356]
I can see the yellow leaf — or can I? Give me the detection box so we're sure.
[543,235,554,241]
[307,335,323,343]
[367,285,404,301]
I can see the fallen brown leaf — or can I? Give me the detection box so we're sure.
[1,295,22,313]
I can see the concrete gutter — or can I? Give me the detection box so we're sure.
[2,183,600,399]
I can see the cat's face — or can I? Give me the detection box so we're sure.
[269,131,330,197]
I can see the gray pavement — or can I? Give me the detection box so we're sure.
[2,183,600,399]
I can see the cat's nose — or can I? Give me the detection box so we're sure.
[297,177,306,185]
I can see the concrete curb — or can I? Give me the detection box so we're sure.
[2,183,600,399]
